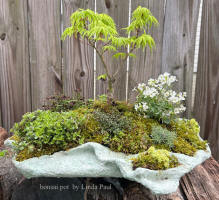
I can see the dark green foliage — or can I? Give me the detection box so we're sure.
[151,126,176,148]
[93,110,131,136]
[42,94,85,112]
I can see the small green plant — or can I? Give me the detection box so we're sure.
[98,94,108,102]
[62,6,158,101]
[134,73,186,124]
[151,126,176,149]
[42,94,85,112]
[0,150,8,157]
[93,110,131,137]
[132,146,179,170]
[10,110,87,153]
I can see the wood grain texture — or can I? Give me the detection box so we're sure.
[161,0,200,117]
[180,157,219,200]
[62,0,94,99]
[128,0,166,102]
[194,0,219,161]
[0,0,31,131]
[0,92,2,127]
[0,100,2,127]
[96,0,129,100]
[28,0,62,110]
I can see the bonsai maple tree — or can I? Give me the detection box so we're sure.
[62,6,158,102]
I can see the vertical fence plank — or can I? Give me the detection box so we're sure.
[0,98,2,127]
[28,0,62,110]
[96,0,129,100]
[0,0,31,131]
[161,0,200,117]
[128,0,166,102]
[194,0,219,160]
[63,0,94,99]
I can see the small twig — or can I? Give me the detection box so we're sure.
[49,66,63,87]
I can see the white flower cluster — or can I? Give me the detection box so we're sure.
[147,72,177,87]
[135,102,149,112]
[134,73,187,120]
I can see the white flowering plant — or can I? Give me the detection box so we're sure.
[134,73,186,124]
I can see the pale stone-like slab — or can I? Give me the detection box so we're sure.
[4,139,211,195]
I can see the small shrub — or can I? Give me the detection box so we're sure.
[93,110,131,137]
[132,146,179,170]
[150,126,176,149]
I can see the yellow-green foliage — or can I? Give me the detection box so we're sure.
[62,7,158,55]
[62,7,158,99]
[9,135,20,142]
[132,147,179,170]
[171,119,207,156]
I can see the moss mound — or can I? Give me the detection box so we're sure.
[132,147,179,170]
[10,99,207,170]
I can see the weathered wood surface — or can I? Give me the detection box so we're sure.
[194,0,219,161]
[0,97,2,127]
[96,0,129,100]
[128,0,166,102]
[28,0,62,110]
[0,0,31,131]
[0,148,23,200]
[161,0,200,118]
[180,157,219,200]
[63,0,94,99]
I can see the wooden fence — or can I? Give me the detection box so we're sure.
[0,0,218,160]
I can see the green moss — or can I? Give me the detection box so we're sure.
[108,114,160,154]
[11,100,208,167]
[115,101,134,112]
[16,143,79,162]
[171,119,207,156]
[132,146,179,170]
[92,100,115,113]
[173,137,197,156]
